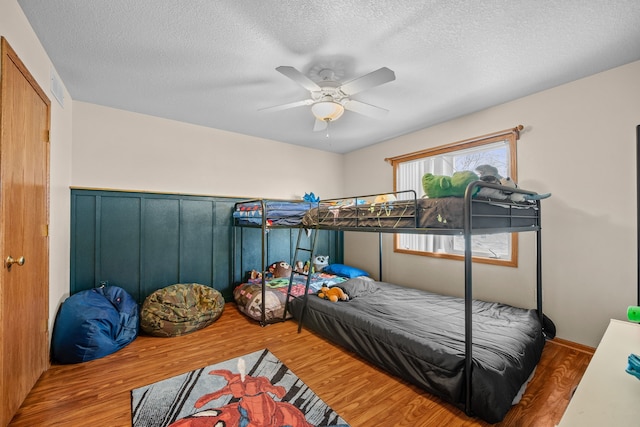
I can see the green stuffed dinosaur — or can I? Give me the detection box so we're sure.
[422,171,479,198]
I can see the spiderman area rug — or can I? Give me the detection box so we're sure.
[131,349,350,427]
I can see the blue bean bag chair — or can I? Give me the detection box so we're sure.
[51,286,139,364]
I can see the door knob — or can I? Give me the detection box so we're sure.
[5,255,25,270]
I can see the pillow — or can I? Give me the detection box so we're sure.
[323,264,369,279]
[340,277,378,298]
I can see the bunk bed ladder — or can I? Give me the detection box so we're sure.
[283,227,319,332]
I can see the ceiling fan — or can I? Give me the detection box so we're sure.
[261,65,396,132]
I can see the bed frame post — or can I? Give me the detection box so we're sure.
[536,204,543,325]
[232,225,237,284]
[379,232,383,281]
[260,200,268,326]
[463,182,476,416]
[637,124,640,306]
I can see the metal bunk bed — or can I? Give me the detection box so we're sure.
[231,199,344,326]
[285,180,547,421]
[232,199,305,326]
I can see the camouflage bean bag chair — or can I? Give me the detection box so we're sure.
[140,283,224,337]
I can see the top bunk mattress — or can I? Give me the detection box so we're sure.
[302,196,539,231]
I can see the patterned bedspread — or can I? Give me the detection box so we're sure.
[234,272,347,323]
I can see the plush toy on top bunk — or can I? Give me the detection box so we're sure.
[499,177,551,202]
[422,166,551,202]
[373,194,397,204]
[422,170,479,198]
[474,164,551,202]
[474,164,509,200]
[303,192,320,203]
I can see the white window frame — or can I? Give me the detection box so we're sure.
[386,127,521,267]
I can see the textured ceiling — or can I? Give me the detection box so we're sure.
[18,0,640,153]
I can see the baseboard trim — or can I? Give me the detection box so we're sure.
[548,337,595,355]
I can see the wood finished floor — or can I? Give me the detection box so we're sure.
[10,303,593,427]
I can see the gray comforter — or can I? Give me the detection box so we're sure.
[288,277,545,423]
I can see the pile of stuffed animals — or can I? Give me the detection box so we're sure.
[250,257,350,303]
[248,261,292,282]
[422,164,551,202]
[292,255,329,275]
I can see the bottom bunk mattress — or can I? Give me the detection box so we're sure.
[234,272,347,323]
[288,277,545,423]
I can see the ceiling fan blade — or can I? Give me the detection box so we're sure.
[339,67,396,95]
[276,66,321,92]
[313,119,328,132]
[343,99,389,119]
[259,98,314,112]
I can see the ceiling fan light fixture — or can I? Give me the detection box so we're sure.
[311,99,344,122]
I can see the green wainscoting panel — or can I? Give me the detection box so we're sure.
[99,196,142,301]
[141,198,180,297]
[231,226,343,283]
[72,194,97,290]
[179,199,215,285]
[71,190,342,303]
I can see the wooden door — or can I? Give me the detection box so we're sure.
[0,37,50,426]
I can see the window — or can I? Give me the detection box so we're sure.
[387,126,521,267]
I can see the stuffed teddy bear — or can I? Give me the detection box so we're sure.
[269,261,292,278]
[422,171,479,198]
[317,286,349,302]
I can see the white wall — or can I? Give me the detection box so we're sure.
[343,60,640,347]
[72,102,345,200]
[1,1,73,335]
